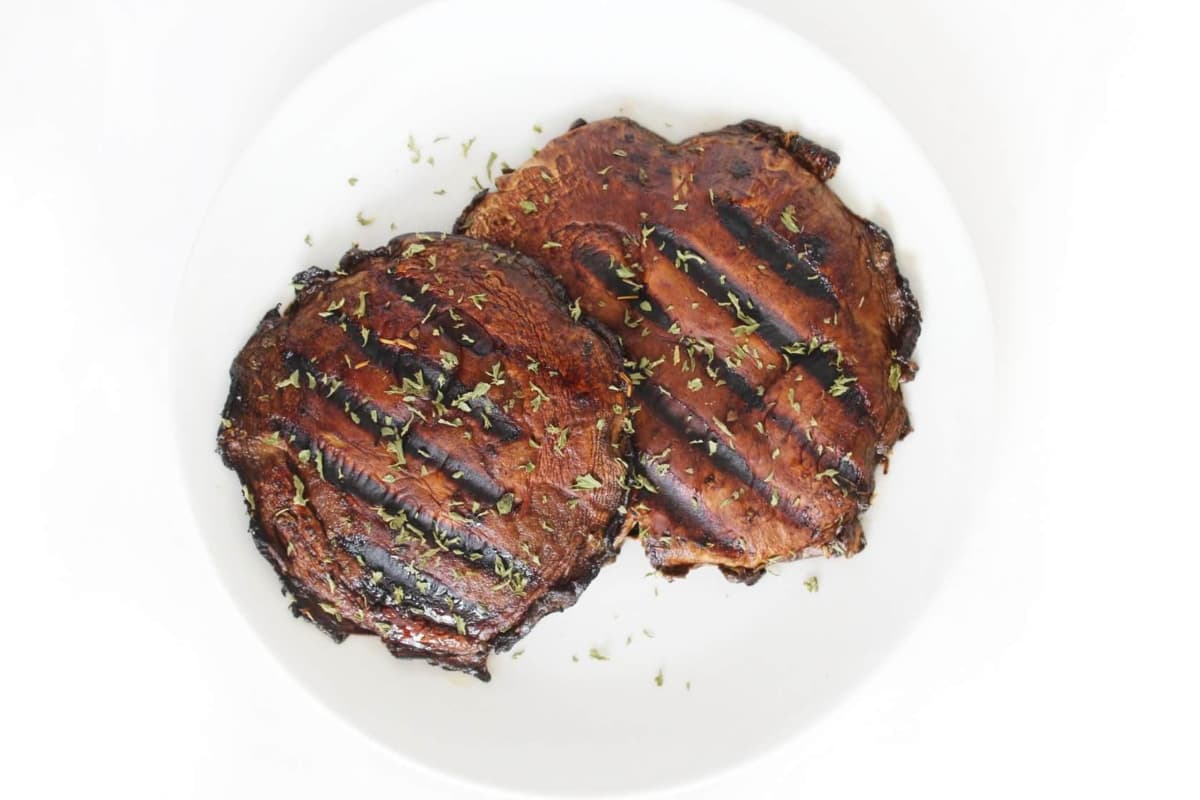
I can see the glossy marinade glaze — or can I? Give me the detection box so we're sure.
[218,234,632,678]
[458,118,920,582]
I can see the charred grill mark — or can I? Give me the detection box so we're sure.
[664,344,867,495]
[680,342,866,494]
[648,225,867,418]
[223,235,636,676]
[576,234,864,487]
[575,246,674,329]
[321,312,521,442]
[386,274,495,355]
[714,200,837,302]
[396,440,506,506]
[636,383,753,486]
[569,226,867,493]
[571,236,838,437]
[342,536,491,626]
[573,241,771,415]
[636,452,728,546]
[276,423,535,586]
[634,383,816,532]
[763,395,868,495]
[282,353,508,504]
[839,456,866,494]
[648,225,801,349]
[705,356,766,411]
[575,244,765,413]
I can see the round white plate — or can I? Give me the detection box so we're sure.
[172,0,994,795]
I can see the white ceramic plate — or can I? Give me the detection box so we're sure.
[171,0,994,795]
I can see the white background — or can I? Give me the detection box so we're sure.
[1,1,1196,797]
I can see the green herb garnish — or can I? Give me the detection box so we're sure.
[291,475,307,507]
[573,473,602,491]
[829,374,857,397]
[780,204,801,233]
[386,437,406,468]
[528,381,549,411]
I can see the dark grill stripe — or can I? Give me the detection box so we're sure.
[634,383,815,532]
[680,338,766,411]
[322,313,521,442]
[636,383,754,486]
[386,273,495,356]
[648,224,797,348]
[648,224,867,418]
[763,399,867,495]
[278,422,535,584]
[573,243,768,413]
[635,452,728,545]
[342,537,491,625]
[277,465,484,633]
[714,200,837,302]
[564,226,863,494]
[653,353,865,495]
[283,353,508,504]
[565,246,864,492]
[576,246,674,329]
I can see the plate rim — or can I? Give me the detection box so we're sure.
[170,0,996,795]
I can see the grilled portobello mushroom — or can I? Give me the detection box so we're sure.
[218,234,632,679]
[457,118,920,583]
